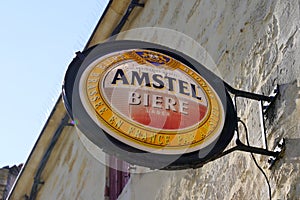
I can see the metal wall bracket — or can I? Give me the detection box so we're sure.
[259,85,279,150]
[213,137,285,166]
[267,138,285,169]
[223,83,284,169]
[130,0,145,8]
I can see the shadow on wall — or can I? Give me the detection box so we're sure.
[273,80,300,168]
[267,80,300,168]
[278,81,300,115]
[284,138,300,164]
[265,80,300,126]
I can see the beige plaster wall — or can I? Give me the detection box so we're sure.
[117,0,300,199]
[35,127,107,200]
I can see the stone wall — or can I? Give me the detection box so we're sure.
[0,168,9,200]
[118,0,300,199]
[0,165,22,200]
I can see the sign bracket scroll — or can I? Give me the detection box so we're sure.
[223,83,285,169]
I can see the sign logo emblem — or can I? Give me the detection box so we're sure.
[79,49,224,154]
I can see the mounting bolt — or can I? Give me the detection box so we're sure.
[268,138,285,169]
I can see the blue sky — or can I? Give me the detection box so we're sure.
[0,0,108,167]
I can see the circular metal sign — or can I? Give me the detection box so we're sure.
[63,40,236,169]
[79,49,224,154]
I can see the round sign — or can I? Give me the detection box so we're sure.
[63,40,236,169]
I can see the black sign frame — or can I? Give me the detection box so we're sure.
[63,40,238,170]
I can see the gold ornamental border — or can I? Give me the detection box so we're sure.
[84,49,224,150]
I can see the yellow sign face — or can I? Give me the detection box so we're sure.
[79,49,224,154]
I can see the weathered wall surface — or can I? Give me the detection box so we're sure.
[118,0,300,199]
[0,168,10,200]
[0,165,22,200]
[35,127,107,200]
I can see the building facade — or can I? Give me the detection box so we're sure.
[0,165,22,200]
[8,0,300,199]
